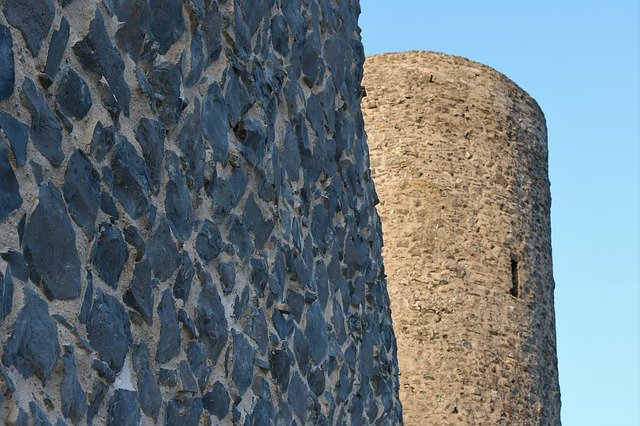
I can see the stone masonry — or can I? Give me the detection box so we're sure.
[0,0,403,424]
[363,51,560,424]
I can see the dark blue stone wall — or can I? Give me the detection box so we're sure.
[0,0,402,424]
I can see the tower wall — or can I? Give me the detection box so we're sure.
[0,1,403,424]
[363,51,560,424]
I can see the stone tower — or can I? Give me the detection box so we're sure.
[363,51,560,424]
[0,1,403,424]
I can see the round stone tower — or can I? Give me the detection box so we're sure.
[363,51,560,424]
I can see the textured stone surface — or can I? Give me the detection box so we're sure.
[0,1,402,424]
[363,51,560,424]
[0,25,14,100]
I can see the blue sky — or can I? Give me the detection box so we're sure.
[359,1,639,424]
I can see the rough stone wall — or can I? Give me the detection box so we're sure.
[0,0,403,424]
[363,51,560,424]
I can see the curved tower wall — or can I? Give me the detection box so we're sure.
[0,1,403,424]
[363,51,560,424]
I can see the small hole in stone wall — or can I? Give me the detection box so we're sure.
[510,258,519,298]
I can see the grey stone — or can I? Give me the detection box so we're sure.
[186,32,204,87]
[0,112,28,167]
[1,251,27,282]
[87,289,132,372]
[187,341,210,392]
[147,217,180,280]
[73,10,131,115]
[56,67,92,120]
[89,121,114,163]
[123,225,145,261]
[91,222,128,289]
[29,401,52,426]
[112,0,152,61]
[308,367,326,397]
[21,78,64,167]
[173,252,194,304]
[156,289,181,363]
[166,152,194,240]
[244,308,268,355]
[218,262,235,295]
[177,103,206,191]
[64,149,100,237]
[43,18,70,84]
[232,332,254,396]
[226,215,253,260]
[286,290,304,323]
[87,380,108,425]
[243,194,274,249]
[135,118,165,196]
[305,302,328,363]
[2,0,54,57]
[178,359,198,394]
[100,191,120,220]
[23,182,81,299]
[123,258,156,324]
[0,25,15,100]
[195,220,222,264]
[148,62,183,126]
[16,408,29,426]
[207,165,246,215]
[159,368,178,387]
[195,272,228,364]
[178,308,198,339]
[0,143,22,222]
[202,381,230,420]
[268,348,291,391]
[111,135,150,219]
[61,346,87,423]
[288,372,308,423]
[2,288,59,381]
[165,397,202,426]
[202,82,228,164]
[293,327,310,376]
[92,359,116,383]
[223,68,252,126]
[148,0,184,55]
[131,343,162,420]
[1,267,14,320]
[107,389,140,426]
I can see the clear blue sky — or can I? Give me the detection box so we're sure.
[359,1,639,424]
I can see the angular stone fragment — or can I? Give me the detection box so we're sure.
[73,10,131,116]
[100,192,119,220]
[305,302,328,363]
[217,262,235,295]
[111,136,150,219]
[21,78,64,167]
[178,359,198,394]
[186,32,204,87]
[156,289,181,363]
[202,82,228,163]
[63,149,100,237]
[165,397,202,426]
[187,341,210,392]
[43,17,70,85]
[226,215,253,260]
[0,143,22,222]
[23,182,81,299]
[56,67,92,120]
[61,346,87,423]
[123,258,155,324]
[2,0,55,56]
[202,381,230,419]
[29,401,51,425]
[134,118,164,195]
[112,0,152,61]
[207,166,246,215]
[91,222,128,289]
[268,349,291,391]
[149,0,185,55]
[232,332,254,396]
[147,216,180,280]
[2,288,59,382]
[89,122,114,163]
[166,153,193,240]
[148,62,183,126]
[243,194,274,249]
[159,368,178,386]
[0,112,28,167]
[131,343,162,420]
[288,372,308,423]
[86,380,108,425]
[195,220,222,263]
[195,272,228,364]
[177,103,206,191]
[87,289,132,372]
[173,252,194,304]
[107,389,140,426]
[1,267,14,320]
[0,25,15,100]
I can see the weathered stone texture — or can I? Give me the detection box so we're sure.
[0,1,402,424]
[363,51,560,424]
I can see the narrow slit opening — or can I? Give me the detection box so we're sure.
[510,258,519,298]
